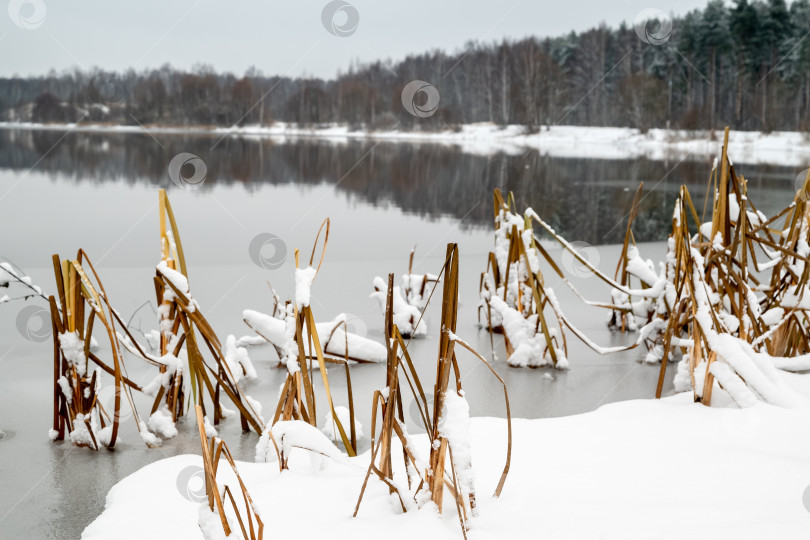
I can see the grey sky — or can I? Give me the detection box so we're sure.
[2,0,715,79]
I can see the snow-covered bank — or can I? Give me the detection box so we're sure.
[3,121,810,166]
[82,388,810,540]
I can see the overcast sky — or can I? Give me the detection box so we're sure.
[1,0,716,79]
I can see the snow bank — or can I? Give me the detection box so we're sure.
[7,122,810,166]
[82,392,810,540]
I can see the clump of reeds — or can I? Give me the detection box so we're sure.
[248,218,360,461]
[478,190,573,368]
[645,128,810,406]
[242,222,386,367]
[48,250,152,449]
[495,127,810,407]
[356,244,512,538]
[120,189,265,436]
[50,189,268,449]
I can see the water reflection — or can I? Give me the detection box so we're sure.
[0,128,799,244]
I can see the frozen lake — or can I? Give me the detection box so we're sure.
[0,129,800,538]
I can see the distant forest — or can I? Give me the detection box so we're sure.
[1,0,809,133]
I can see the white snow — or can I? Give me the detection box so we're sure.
[234,335,266,347]
[83,390,810,540]
[58,331,87,376]
[624,246,658,286]
[147,408,178,440]
[197,505,232,540]
[57,375,73,404]
[8,122,810,166]
[760,307,784,326]
[222,334,257,383]
[488,295,567,368]
[715,335,801,407]
[294,266,317,307]
[97,427,114,448]
[318,314,387,363]
[69,414,96,447]
[320,406,363,443]
[243,309,386,364]
[257,420,346,465]
[401,273,437,309]
[156,260,197,313]
[244,395,264,425]
[138,420,161,447]
[243,309,286,345]
[782,289,810,310]
[203,416,218,439]
[437,392,475,510]
[157,261,189,295]
[371,277,426,337]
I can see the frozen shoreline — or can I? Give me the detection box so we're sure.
[2,121,810,166]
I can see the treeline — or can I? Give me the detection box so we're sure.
[1,0,809,132]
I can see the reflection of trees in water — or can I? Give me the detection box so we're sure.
[0,130,796,245]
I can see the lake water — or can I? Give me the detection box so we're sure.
[0,129,800,538]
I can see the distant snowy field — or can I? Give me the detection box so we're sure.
[83,377,810,540]
[3,122,809,166]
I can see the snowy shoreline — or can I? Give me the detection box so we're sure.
[3,121,810,166]
[82,390,810,540]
